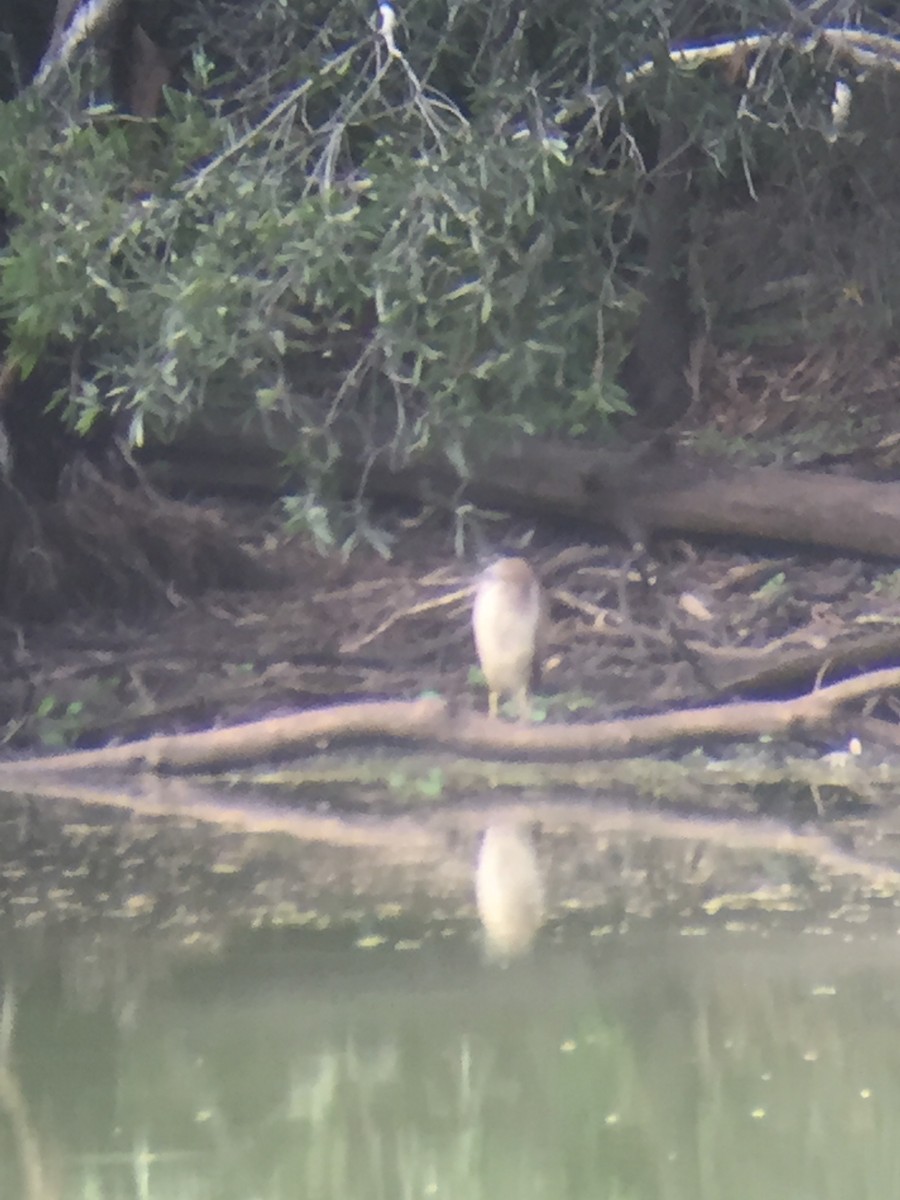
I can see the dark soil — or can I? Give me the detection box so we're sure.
[3,494,900,754]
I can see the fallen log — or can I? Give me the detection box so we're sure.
[149,422,900,559]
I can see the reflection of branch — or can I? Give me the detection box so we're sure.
[0,986,13,1062]
[0,988,58,1200]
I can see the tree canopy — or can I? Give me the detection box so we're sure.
[1,0,900,546]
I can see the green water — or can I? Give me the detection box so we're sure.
[2,923,900,1200]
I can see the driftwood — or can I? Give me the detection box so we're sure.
[706,629,900,697]
[150,421,900,559]
[3,667,899,775]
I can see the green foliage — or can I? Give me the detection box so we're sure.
[282,492,395,558]
[385,764,445,800]
[752,572,787,602]
[0,0,889,531]
[870,570,900,600]
[3,674,123,747]
[29,695,87,747]
[0,13,638,451]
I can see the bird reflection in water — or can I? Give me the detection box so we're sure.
[475,822,545,960]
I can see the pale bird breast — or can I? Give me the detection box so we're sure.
[474,560,542,639]
[475,578,539,634]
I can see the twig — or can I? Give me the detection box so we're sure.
[33,0,122,86]
[340,586,471,652]
[179,80,314,200]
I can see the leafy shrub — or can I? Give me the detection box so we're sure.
[0,0,893,538]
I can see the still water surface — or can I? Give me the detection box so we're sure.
[2,922,899,1200]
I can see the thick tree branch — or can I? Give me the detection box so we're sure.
[3,667,900,774]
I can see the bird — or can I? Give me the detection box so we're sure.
[475,822,545,960]
[471,557,544,719]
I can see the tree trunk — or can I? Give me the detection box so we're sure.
[149,422,900,560]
